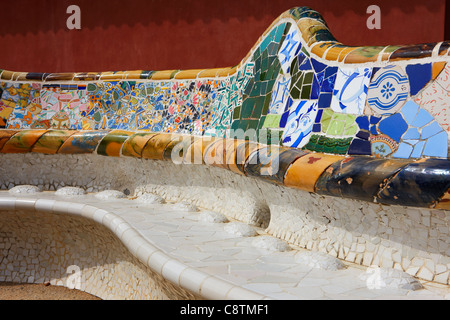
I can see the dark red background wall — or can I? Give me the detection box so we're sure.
[0,0,446,73]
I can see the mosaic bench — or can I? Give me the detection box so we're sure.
[0,6,449,288]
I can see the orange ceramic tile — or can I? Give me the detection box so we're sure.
[96,130,133,157]
[174,69,204,79]
[310,42,337,59]
[284,153,345,192]
[325,45,348,61]
[183,136,217,164]
[121,132,158,158]
[31,130,78,154]
[141,133,174,160]
[434,188,450,210]
[432,62,447,80]
[0,130,19,151]
[1,129,48,153]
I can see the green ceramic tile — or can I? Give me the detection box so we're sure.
[263,114,282,128]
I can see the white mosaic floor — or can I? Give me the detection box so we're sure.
[1,191,449,300]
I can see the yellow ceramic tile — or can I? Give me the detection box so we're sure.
[284,153,345,192]
[0,130,19,151]
[174,69,204,80]
[297,19,325,43]
[31,130,78,154]
[121,132,158,158]
[99,72,127,81]
[0,70,15,81]
[141,133,174,160]
[124,70,146,80]
[163,135,197,162]
[197,68,224,78]
[216,67,237,77]
[96,130,133,157]
[151,70,179,80]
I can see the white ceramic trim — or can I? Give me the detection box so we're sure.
[0,196,268,300]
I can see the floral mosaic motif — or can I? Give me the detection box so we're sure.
[281,100,318,148]
[370,135,398,158]
[367,65,409,115]
[330,67,372,115]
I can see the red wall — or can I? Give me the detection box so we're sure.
[0,0,445,73]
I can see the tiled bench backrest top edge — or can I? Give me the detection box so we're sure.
[0,6,449,209]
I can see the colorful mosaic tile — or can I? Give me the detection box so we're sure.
[330,67,372,115]
[281,100,318,148]
[367,65,409,115]
[0,6,447,165]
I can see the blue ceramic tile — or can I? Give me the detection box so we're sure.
[356,131,370,140]
[403,128,421,139]
[392,142,413,158]
[405,63,432,96]
[423,131,448,158]
[411,140,426,158]
[370,115,382,125]
[378,113,408,142]
[312,123,321,133]
[422,121,443,139]
[411,108,434,127]
[311,58,327,74]
[356,116,370,130]
[401,101,419,124]
[370,126,378,135]
[318,93,332,108]
[348,138,371,155]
